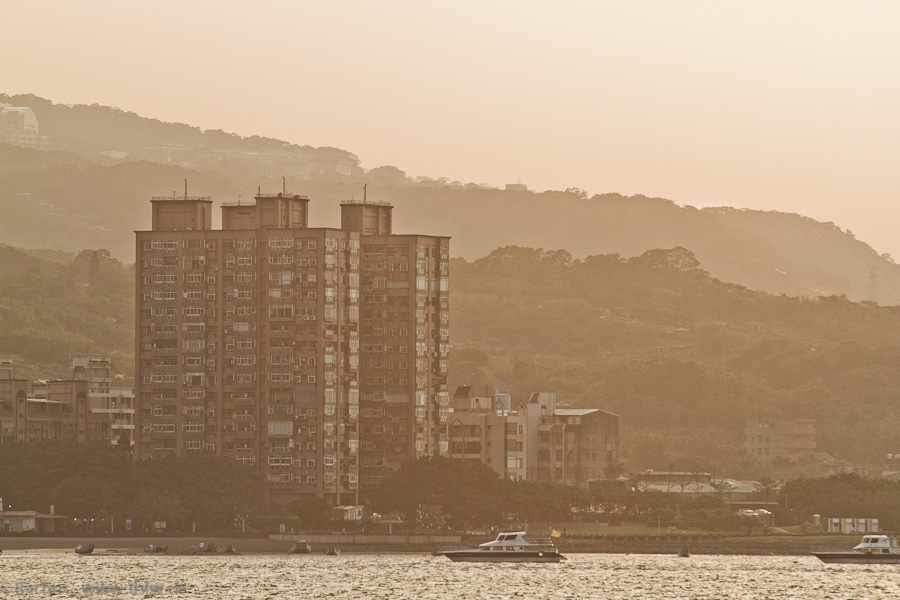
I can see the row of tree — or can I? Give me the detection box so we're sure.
[0,442,263,532]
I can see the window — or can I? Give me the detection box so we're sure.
[269,305,294,318]
[267,421,293,436]
[268,237,293,249]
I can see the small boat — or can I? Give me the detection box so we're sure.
[439,531,566,563]
[218,545,238,555]
[143,545,168,554]
[813,535,900,564]
[289,541,312,554]
[192,543,218,554]
[74,544,95,555]
[324,547,341,556]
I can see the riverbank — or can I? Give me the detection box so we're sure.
[557,534,859,556]
[0,534,863,556]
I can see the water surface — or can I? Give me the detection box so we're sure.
[1,552,898,599]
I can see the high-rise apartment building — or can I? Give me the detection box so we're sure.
[135,191,449,504]
[343,201,451,487]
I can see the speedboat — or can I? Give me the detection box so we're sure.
[813,535,900,564]
[439,531,566,563]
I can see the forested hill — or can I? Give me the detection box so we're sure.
[449,247,900,473]
[2,93,898,303]
[2,241,899,474]
[0,245,134,380]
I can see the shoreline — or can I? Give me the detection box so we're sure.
[0,534,860,556]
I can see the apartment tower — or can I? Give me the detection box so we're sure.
[135,191,448,504]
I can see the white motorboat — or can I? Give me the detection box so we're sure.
[813,535,900,564]
[439,531,566,563]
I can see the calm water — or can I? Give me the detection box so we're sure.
[2,552,900,599]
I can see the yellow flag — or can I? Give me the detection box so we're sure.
[551,529,561,538]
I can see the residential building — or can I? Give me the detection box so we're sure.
[0,104,44,149]
[71,355,135,447]
[134,190,449,504]
[0,363,94,443]
[530,393,619,486]
[448,387,619,487]
[447,385,508,474]
[745,417,816,463]
[346,200,450,487]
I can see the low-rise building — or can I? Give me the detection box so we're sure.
[0,358,133,446]
[745,417,816,463]
[448,387,619,487]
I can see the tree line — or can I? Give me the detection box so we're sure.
[0,442,263,532]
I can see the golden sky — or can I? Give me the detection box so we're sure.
[4,1,899,256]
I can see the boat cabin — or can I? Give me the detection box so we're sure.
[478,532,553,552]
[853,535,898,554]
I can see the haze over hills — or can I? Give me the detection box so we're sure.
[2,93,898,304]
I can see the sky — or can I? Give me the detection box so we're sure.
[4,0,900,256]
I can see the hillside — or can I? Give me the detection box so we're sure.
[2,90,898,302]
[0,245,134,380]
[3,242,900,475]
[449,247,900,473]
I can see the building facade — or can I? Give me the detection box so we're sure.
[745,417,816,463]
[447,387,619,487]
[134,191,448,504]
[71,355,135,447]
[0,104,44,149]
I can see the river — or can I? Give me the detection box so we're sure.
[1,552,898,599]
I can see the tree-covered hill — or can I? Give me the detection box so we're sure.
[449,246,900,473]
[2,241,899,474]
[0,245,134,379]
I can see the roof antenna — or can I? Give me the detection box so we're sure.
[363,183,367,203]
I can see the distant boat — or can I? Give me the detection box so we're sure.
[143,545,168,554]
[324,547,341,556]
[218,545,238,555]
[192,543,218,554]
[74,544,95,555]
[289,541,312,554]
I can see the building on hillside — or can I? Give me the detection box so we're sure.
[138,146,359,178]
[0,104,45,149]
[134,190,449,504]
[745,417,816,463]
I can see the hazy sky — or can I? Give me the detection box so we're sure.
[4,1,900,255]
